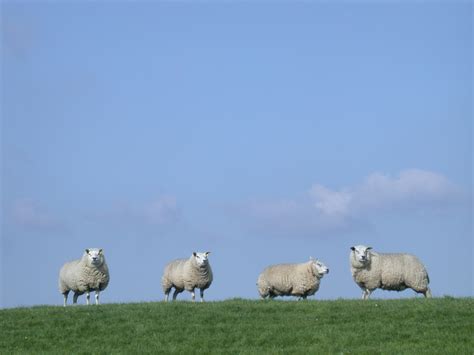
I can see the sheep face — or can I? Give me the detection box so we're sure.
[192,252,210,267]
[85,248,104,267]
[311,258,329,276]
[350,245,372,265]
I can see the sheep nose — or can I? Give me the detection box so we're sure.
[326,269,329,273]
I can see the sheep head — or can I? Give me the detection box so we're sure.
[350,245,372,267]
[85,248,105,267]
[192,251,210,267]
[309,257,329,277]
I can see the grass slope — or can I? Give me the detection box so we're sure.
[1,298,472,354]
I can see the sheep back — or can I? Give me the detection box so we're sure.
[162,258,187,292]
[257,261,320,297]
[162,256,213,292]
[59,253,109,295]
[353,252,429,292]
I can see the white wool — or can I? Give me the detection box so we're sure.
[59,248,110,306]
[162,252,213,302]
[350,245,431,299]
[257,258,329,299]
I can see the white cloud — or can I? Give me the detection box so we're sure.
[243,169,464,237]
[142,196,180,225]
[10,198,59,229]
[248,199,300,220]
[309,185,352,215]
[2,17,36,58]
[94,196,181,226]
[311,169,461,217]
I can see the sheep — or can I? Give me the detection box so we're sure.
[59,248,110,306]
[350,245,432,300]
[257,257,329,300]
[162,252,213,302]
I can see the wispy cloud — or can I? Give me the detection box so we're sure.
[94,196,181,227]
[10,198,60,229]
[2,15,36,58]
[310,169,462,217]
[142,196,180,225]
[242,169,465,237]
[310,185,352,216]
[246,197,363,237]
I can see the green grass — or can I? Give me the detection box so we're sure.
[1,298,472,354]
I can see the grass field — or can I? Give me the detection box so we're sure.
[0,297,472,354]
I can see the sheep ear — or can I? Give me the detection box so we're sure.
[85,248,90,254]
[193,252,197,257]
[350,246,355,251]
[99,249,103,254]
[205,251,211,256]
[367,247,372,250]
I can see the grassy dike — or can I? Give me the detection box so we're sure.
[0,297,472,354]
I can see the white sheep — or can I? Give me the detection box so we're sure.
[350,245,432,300]
[257,257,329,300]
[59,248,110,306]
[162,252,213,302]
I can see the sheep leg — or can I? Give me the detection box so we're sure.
[164,285,173,302]
[200,289,205,302]
[95,290,100,305]
[172,289,181,301]
[86,291,91,305]
[423,288,432,298]
[73,292,79,304]
[258,288,268,299]
[362,289,372,300]
[62,291,69,307]
[191,289,196,302]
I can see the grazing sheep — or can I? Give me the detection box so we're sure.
[162,252,213,302]
[350,245,431,300]
[257,257,329,300]
[59,248,110,306]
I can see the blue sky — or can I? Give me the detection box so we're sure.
[1,1,472,308]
